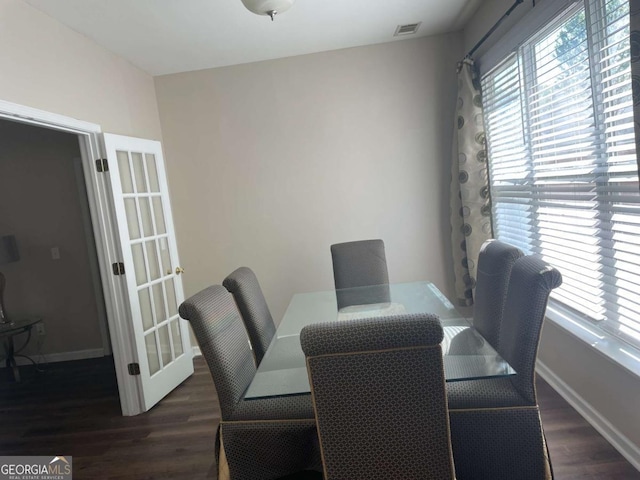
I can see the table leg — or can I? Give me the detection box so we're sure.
[8,356,20,383]
[3,336,20,382]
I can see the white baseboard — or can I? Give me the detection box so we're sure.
[192,346,202,358]
[2,348,105,367]
[537,360,640,472]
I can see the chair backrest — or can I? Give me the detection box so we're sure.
[300,315,455,480]
[223,267,276,364]
[178,285,256,419]
[330,239,389,290]
[498,255,562,404]
[473,239,524,348]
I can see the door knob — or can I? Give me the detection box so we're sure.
[175,266,185,275]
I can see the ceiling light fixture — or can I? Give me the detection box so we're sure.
[241,0,295,21]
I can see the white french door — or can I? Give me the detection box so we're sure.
[103,133,193,412]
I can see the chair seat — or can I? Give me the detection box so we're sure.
[449,407,552,480]
[447,377,532,409]
[221,421,322,480]
[229,393,315,421]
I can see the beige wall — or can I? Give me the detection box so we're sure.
[0,0,166,359]
[0,120,103,355]
[0,0,162,140]
[155,34,462,321]
[463,0,535,58]
[465,0,640,459]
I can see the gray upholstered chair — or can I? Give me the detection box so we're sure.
[330,239,389,290]
[447,255,562,480]
[331,239,390,310]
[223,267,276,365]
[179,285,321,480]
[301,315,456,480]
[448,239,522,356]
[473,239,524,349]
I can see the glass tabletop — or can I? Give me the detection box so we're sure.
[244,281,515,399]
[0,316,42,336]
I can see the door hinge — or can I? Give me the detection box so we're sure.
[95,158,109,173]
[112,262,125,275]
[128,363,141,375]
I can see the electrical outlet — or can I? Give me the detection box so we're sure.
[36,323,46,336]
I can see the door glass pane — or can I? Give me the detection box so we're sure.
[159,237,171,275]
[152,198,167,234]
[152,282,166,323]
[124,199,140,240]
[132,152,147,193]
[165,279,178,317]
[146,154,160,192]
[146,241,160,281]
[171,319,184,357]
[117,151,133,194]
[132,243,147,286]
[145,332,160,375]
[139,288,154,331]
[158,324,172,366]
[139,197,154,237]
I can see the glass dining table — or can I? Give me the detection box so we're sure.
[0,316,43,382]
[244,281,515,399]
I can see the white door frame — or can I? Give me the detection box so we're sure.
[73,157,112,356]
[0,99,143,415]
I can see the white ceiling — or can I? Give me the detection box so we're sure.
[24,0,481,76]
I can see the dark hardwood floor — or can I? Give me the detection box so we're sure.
[0,357,219,479]
[537,380,640,480]
[1,356,638,479]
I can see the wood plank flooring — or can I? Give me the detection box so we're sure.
[1,356,638,479]
[0,357,219,479]
[536,380,640,479]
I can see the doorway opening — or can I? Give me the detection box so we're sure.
[0,99,193,416]
[0,118,114,387]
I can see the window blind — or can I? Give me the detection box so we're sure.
[482,0,640,349]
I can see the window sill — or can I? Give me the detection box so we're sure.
[545,304,640,380]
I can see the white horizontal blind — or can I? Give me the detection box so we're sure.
[482,54,535,255]
[482,0,640,349]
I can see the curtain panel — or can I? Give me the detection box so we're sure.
[449,58,492,307]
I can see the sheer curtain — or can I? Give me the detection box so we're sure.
[449,58,492,307]
[632,0,640,184]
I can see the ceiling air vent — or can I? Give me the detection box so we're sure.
[394,22,422,37]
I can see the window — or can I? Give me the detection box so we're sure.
[482,0,640,349]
